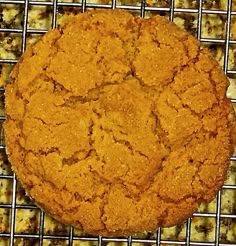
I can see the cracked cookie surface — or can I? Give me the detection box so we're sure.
[4,10,235,236]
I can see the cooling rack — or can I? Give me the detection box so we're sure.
[0,0,236,245]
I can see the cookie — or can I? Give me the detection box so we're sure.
[4,10,235,236]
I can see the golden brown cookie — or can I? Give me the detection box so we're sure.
[4,10,235,236]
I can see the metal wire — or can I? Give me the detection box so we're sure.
[39,211,45,246]
[169,0,175,22]
[196,0,203,39]
[140,0,145,18]
[186,218,192,246]
[81,0,86,13]
[223,0,233,74]
[68,227,74,246]
[111,0,116,10]
[9,174,17,246]
[0,0,236,14]
[98,235,102,246]
[156,227,161,246]
[0,0,236,245]
[21,0,29,53]
[51,0,58,29]
[215,190,222,246]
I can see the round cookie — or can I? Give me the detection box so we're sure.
[4,10,235,236]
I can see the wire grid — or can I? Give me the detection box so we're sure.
[0,0,236,245]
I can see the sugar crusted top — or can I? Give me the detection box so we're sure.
[4,10,235,236]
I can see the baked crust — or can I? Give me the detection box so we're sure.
[4,10,235,236]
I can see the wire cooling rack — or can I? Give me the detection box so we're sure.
[0,0,236,245]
